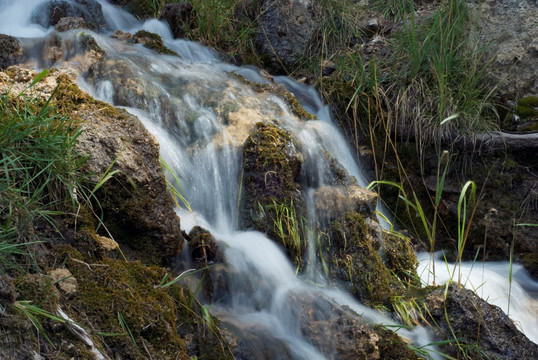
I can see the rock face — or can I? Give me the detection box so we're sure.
[31,0,104,30]
[424,285,538,359]
[160,2,195,39]
[0,66,184,265]
[468,0,538,97]
[255,0,319,72]
[0,35,23,70]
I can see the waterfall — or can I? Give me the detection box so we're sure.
[1,0,536,355]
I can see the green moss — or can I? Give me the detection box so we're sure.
[240,122,306,266]
[383,232,420,287]
[133,30,178,56]
[517,96,538,108]
[328,211,404,307]
[373,325,421,359]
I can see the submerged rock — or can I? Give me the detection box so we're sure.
[54,16,89,32]
[423,285,538,359]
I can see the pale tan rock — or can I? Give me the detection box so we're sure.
[48,268,77,296]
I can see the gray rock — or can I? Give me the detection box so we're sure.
[31,0,104,30]
[255,0,320,72]
[54,16,88,32]
[424,285,538,359]
[0,35,23,70]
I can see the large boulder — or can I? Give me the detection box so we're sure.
[423,285,538,359]
[0,35,23,70]
[468,0,538,98]
[31,0,104,30]
[255,0,320,72]
[0,66,184,265]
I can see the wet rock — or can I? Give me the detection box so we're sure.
[189,226,219,263]
[255,0,320,72]
[424,285,538,359]
[31,0,104,31]
[240,122,306,265]
[1,66,184,264]
[54,16,88,32]
[110,29,133,40]
[468,0,538,97]
[132,30,178,55]
[0,35,23,70]
[296,293,419,359]
[326,211,405,307]
[160,2,195,39]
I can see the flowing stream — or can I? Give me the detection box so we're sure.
[1,0,536,356]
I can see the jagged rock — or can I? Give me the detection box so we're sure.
[31,0,104,30]
[160,2,195,39]
[255,0,320,72]
[188,226,219,263]
[468,0,538,98]
[424,285,538,359]
[54,16,88,32]
[0,35,23,70]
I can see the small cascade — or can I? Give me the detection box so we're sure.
[1,0,536,356]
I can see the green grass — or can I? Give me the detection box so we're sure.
[0,71,89,272]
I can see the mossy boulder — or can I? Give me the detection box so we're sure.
[0,66,184,265]
[327,211,405,308]
[132,30,178,55]
[239,122,306,265]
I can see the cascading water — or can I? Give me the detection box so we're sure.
[2,0,536,356]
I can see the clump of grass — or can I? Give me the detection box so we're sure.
[0,71,90,271]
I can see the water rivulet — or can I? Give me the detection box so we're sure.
[1,0,536,358]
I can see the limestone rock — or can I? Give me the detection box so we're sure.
[313,185,377,221]
[0,66,184,264]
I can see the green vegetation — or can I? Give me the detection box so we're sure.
[0,70,88,272]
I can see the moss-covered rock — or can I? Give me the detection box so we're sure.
[239,122,306,266]
[132,30,178,55]
[327,211,404,308]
